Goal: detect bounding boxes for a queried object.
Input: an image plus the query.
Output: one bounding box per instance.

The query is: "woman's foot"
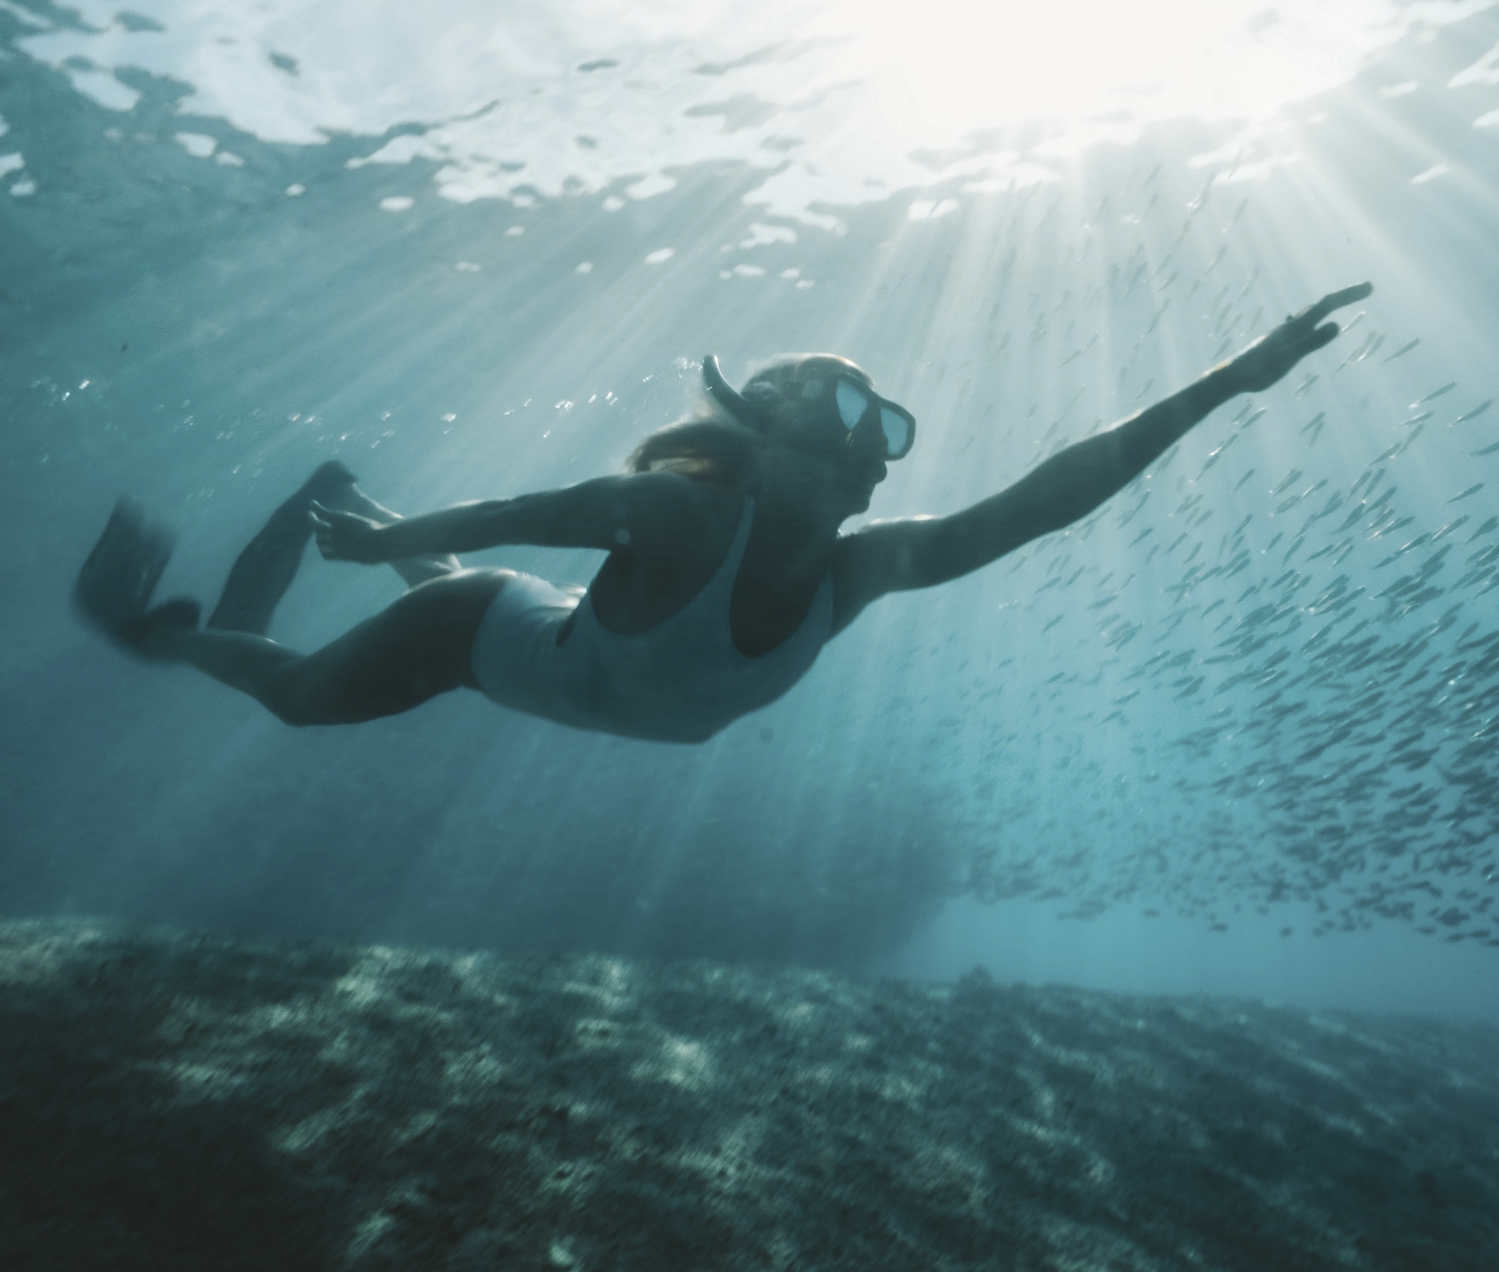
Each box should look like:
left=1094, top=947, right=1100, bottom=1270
left=316, top=473, right=463, bottom=586
left=304, top=460, right=360, bottom=500
left=207, top=462, right=361, bottom=634
left=120, top=598, right=202, bottom=660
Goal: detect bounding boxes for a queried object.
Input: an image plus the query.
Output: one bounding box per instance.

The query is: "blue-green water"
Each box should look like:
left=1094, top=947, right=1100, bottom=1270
left=3, top=0, right=1499, bottom=1019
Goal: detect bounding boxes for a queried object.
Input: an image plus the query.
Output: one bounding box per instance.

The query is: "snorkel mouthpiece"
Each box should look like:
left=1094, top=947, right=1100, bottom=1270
left=702, top=355, right=761, bottom=428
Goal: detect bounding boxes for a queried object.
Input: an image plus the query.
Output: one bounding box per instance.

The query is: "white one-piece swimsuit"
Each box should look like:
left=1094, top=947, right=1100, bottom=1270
left=470, top=498, right=834, bottom=743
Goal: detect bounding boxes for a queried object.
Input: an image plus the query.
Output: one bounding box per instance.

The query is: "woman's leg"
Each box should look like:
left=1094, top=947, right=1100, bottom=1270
left=209, top=462, right=359, bottom=634
left=152, top=568, right=510, bottom=725
left=208, top=462, right=461, bottom=637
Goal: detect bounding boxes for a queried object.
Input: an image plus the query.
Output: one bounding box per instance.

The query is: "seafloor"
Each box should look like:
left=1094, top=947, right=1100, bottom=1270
left=1, top=919, right=1495, bottom=1271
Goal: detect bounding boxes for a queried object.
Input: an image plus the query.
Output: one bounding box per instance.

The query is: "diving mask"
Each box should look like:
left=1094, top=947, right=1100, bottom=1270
left=703, top=355, right=916, bottom=461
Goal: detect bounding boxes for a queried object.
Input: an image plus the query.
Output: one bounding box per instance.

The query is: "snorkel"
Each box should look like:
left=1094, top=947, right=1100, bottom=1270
left=702, top=355, right=762, bottom=428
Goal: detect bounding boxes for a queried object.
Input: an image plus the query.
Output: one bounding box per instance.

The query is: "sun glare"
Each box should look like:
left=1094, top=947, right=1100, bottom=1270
left=827, top=0, right=1479, bottom=137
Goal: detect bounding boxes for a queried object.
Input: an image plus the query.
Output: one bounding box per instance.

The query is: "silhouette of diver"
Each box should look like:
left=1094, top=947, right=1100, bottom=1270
left=75, top=284, right=1372, bottom=743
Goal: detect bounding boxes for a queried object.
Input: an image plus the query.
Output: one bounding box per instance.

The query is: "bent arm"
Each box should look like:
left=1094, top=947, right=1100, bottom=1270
left=314, top=483, right=461, bottom=586
left=313, top=471, right=707, bottom=563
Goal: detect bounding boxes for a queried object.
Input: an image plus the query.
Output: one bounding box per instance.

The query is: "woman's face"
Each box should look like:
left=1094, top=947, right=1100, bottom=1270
left=744, top=355, right=893, bottom=517
left=766, top=417, right=888, bottom=519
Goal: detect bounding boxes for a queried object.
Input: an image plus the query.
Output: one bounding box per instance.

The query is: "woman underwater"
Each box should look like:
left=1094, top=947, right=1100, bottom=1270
left=76, top=283, right=1371, bottom=743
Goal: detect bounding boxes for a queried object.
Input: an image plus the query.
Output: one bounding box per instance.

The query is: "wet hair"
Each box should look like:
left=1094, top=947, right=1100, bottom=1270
left=625, top=353, right=873, bottom=485
left=625, top=393, right=761, bottom=487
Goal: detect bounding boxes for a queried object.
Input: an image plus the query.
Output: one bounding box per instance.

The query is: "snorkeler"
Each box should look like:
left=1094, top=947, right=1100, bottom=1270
left=75, top=284, right=1371, bottom=742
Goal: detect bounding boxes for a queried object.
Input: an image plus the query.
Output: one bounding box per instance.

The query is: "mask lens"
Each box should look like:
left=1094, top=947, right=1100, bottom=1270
left=880, top=407, right=912, bottom=458
left=835, top=379, right=870, bottom=432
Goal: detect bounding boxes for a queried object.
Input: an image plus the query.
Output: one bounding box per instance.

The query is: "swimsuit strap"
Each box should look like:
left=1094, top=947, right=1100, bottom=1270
left=703, top=496, right=757, bottom=608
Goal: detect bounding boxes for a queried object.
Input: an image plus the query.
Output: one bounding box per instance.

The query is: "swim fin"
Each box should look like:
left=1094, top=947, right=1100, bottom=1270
left=208, top=460, right=357, bottom=635
left=74, top=499, right=201, bottom=654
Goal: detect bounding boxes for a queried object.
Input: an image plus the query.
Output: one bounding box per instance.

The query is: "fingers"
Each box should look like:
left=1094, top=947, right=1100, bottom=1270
left=1278, top=322, right=1340, bottom=364
left=1306, top=322, right=1340, bottom=353
left=307, top=500, right=385, bottom=563
left=308, top=501, right=360, bottom=535
left=308, top=502, right=342, bottom=557
left=1300, top=281, right=1373, bottom=328
left=1326, top=281, right=1374, bottom=307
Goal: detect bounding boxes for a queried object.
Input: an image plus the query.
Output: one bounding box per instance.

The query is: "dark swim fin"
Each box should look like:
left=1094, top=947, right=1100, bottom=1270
left=208, top=460, right=357, bottom=635
left=75, top=499, right=174, bottom=634
left=74, top=500, right=201, bottom=654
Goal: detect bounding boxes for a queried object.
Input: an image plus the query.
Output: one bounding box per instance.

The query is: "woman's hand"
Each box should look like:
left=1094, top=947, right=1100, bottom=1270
left=309, top=502, right=390, bottom=563
left=1219, top=282, right=1374, bottom=394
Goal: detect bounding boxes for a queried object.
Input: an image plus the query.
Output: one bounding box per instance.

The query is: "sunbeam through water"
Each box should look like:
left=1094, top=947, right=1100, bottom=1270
left=4, top=0, right=1499, bottom=1256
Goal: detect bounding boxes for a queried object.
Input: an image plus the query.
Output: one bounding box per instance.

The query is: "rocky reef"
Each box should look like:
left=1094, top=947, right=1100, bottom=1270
left=2, top=918, right=1496, bottom=1270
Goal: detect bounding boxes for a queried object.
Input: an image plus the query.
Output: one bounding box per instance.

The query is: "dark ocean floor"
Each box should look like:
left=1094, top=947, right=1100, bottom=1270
left=2, top=919, right=1497, bottom=1271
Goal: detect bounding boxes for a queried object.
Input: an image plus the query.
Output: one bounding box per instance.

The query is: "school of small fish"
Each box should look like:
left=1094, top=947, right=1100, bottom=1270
left=858, top=159, right=1499, bottom=949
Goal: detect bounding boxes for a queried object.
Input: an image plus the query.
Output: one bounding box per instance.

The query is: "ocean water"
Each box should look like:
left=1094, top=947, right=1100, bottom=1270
left=3, top=0, right=1499, bottom=1020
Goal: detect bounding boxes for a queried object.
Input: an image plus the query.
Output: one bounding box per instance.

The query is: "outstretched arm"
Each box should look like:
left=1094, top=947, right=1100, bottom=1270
left=832, top=283, right=1372, bottom=630
left=310, top=470, right=710, bottom=564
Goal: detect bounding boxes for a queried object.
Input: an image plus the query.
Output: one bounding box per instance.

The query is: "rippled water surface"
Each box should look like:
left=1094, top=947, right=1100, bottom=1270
left=4, top=0, right=1499, bottom=1017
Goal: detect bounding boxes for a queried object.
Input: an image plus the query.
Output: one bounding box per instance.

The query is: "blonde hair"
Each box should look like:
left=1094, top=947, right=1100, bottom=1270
left=625, top=414, right=761, bottom=488
left=645, top=455, right=724, bottom=479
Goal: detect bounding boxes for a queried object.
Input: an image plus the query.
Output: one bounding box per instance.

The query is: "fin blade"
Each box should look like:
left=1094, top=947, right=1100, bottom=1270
left=73, top=499, right=175, bottom=635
